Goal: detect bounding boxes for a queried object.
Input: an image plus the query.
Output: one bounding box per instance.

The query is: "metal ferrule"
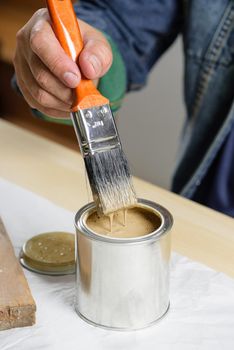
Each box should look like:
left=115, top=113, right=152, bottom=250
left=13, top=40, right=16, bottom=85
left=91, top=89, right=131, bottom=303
left=71, top=104, right=121, bottom=156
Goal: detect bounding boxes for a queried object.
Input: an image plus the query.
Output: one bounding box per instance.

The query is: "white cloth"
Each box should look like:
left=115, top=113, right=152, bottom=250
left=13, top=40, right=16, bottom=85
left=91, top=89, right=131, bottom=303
left=0, top=178, right=234, bottom=350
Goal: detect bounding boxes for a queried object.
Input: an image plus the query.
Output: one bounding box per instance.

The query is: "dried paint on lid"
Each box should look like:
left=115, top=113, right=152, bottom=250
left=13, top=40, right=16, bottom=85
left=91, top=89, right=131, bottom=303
left=20, top=232, right=75, bottom=275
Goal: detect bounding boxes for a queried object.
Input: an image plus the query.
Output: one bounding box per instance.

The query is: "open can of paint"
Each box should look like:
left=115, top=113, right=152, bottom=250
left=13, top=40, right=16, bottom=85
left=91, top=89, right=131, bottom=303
left=74, top=198, right=173, bottom=330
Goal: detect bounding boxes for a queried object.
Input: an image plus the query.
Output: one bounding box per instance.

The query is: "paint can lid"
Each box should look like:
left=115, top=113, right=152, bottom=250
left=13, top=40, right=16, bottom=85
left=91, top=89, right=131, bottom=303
left=20, top=232, right=75, bottom=275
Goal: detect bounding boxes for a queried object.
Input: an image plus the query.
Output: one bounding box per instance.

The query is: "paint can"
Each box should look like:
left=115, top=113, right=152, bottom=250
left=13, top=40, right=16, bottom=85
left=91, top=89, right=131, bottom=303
left=74, top=198, right=173, bottom=330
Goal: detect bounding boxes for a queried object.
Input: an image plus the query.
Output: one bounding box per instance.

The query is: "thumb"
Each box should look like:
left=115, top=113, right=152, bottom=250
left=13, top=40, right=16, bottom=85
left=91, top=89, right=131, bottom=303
left=78, top=20, right=113, bottom=80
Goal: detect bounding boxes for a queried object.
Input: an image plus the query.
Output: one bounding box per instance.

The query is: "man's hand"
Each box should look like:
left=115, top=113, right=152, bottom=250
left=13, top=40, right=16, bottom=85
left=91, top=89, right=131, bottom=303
left=13, top=8, right=113, bottom=118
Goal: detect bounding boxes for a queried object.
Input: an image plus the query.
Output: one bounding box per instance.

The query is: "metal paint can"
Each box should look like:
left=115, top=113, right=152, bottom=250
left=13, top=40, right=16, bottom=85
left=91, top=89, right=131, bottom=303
left=74, top=198, right=173, bottom=331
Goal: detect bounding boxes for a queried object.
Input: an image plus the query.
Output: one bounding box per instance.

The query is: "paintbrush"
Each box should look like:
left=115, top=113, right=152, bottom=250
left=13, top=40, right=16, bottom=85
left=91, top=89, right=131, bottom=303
left=46, top=0, right=137, bottom=214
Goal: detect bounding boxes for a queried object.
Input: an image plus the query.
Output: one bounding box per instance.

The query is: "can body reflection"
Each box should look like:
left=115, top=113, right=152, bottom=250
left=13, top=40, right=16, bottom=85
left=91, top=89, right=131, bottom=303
left=74, top=198, right=173, bottom=330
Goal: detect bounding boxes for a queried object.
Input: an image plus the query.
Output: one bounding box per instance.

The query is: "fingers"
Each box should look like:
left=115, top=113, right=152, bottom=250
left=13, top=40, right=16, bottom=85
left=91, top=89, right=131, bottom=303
left=29, top=15, right=113, bottom=83
left=28, top=53, right=73, bottom=105
left=23, top=63, right=71, bottom=111
left=14, top=55, right=71, bottom=118
left=18, top=78, right=70, bottom=119
left=13, top=8, right=113, bottom=119
left=14, top=8, right=74, bottom=118
left=29, top=16, right=81, bottom=88
left=18, top=76, right=70, bottom=119
left=78, top=20, right=113, bottom=80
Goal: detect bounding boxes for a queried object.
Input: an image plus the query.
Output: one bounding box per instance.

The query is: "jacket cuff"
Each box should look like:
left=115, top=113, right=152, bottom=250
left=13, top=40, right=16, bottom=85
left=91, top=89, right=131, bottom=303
left=12, top=34, right=127, bottom=125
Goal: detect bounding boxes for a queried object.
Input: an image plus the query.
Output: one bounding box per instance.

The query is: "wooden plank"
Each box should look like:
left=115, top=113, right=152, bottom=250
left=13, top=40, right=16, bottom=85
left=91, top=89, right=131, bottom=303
left=0, top=217, right=36, bottom=331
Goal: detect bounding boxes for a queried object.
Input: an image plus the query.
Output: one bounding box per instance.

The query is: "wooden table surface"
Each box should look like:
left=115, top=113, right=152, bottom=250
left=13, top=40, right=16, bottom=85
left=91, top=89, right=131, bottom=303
left=1, top=119, right=234, bottom=277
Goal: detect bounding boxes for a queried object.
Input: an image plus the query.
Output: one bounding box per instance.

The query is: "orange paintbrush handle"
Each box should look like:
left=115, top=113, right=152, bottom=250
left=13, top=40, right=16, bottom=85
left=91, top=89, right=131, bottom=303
left=46, top=0, right=108, bottom=111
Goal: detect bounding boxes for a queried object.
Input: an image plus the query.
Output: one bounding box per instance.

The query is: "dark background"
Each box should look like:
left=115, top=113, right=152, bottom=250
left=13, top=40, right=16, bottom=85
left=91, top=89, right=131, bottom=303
left=0, top=0, right=78, bottom=150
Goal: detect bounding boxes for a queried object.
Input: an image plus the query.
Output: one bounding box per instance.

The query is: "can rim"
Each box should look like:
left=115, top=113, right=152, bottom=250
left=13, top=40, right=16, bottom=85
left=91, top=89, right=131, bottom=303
left=74, top=198, right=173, bottom=244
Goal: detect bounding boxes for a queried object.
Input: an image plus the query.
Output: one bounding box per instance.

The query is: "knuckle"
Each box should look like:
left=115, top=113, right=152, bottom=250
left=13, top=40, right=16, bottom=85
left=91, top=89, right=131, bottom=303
left=20, top=88, right=36, bottom=109
left=30, top=30, right=42, bottom=51
left=34, top=88, right=48, bottom=106
left=35, top=69, right=48, bottom=88
left=34, top=8, right=48, bottom=18
left=90, top=41, right=112, bottom=73
left=16, top=28, right=25, bottom=44
left=48, top=56, right=63, bottom=74
left=100, top=45, right=113, bottom=68
left=30, top=10, right=49, bottom=51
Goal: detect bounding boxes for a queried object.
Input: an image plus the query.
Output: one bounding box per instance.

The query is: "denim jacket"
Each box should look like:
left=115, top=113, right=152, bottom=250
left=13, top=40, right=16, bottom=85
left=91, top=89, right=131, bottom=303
left=74, top=0, right=234, bottom=202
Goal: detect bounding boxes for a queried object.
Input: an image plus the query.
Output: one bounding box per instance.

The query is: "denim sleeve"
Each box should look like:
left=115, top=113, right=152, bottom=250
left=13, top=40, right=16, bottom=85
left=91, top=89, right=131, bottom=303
left=74, top=0, right=182, bottom=91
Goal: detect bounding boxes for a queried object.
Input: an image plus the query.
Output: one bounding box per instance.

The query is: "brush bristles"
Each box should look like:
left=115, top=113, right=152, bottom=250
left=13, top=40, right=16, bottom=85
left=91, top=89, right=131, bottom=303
left=84, top=148, right=137, bottom=214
